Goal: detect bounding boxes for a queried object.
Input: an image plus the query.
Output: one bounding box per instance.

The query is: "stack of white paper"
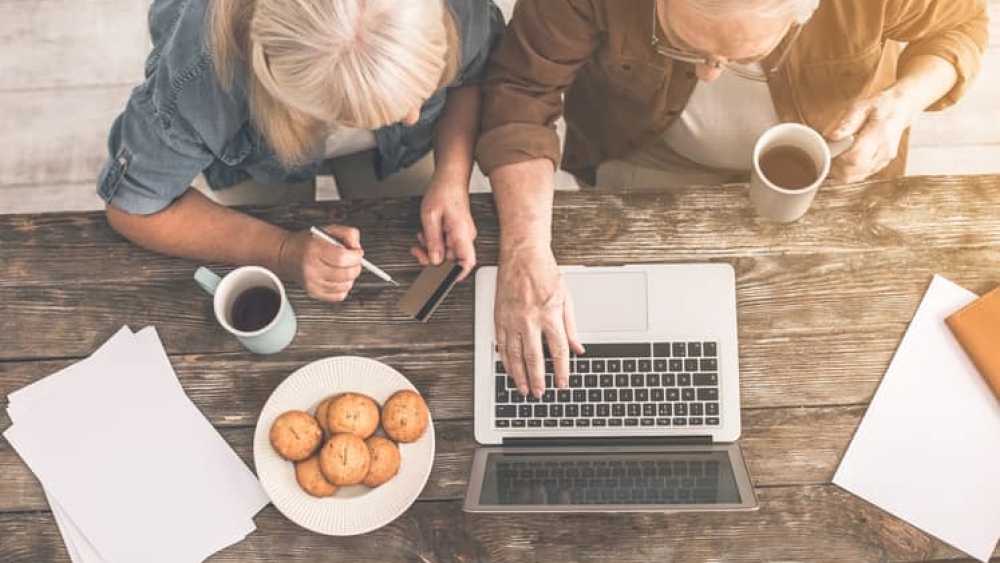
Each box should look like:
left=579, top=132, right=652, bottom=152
left=4, top=326, right=269, bottom=563
left=833, top=275, right=1000, bottom=562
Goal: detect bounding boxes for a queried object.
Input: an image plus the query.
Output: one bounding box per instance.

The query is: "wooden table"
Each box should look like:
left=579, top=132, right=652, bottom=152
left=2, top=175, right=999, bottom=562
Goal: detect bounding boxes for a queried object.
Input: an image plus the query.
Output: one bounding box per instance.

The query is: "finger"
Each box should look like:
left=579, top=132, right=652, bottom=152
left=420, top=212, right=445, bottom=265
left=826, top=99, right=873, bottom=141
left=322, top=225, right=362, bottom=250
left=315, top=244, right=363, bottom=269
left=410, top=245, right=430, bottom=265
left=832, top=121, right=882, bottom=183
left=563, top=291, right=586, bottom=355
left=521, top=330, right=547, bottom=398
left=544, top=325, right=572, bottom=390
left=506, top=333, right=530, bottom=397
left=446, top=227, right=477, bottom=281
left=498, top=329, right=528, bottom=396
left=305, top=284, right=351, bottom=303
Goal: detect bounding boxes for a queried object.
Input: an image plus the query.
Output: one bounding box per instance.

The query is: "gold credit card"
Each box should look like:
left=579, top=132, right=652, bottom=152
left=398, top=261, right=463, bottom=322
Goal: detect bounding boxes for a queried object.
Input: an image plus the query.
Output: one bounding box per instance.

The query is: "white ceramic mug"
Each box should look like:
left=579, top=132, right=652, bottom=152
left=194, top=266, right=297, bottom=355
left=749, top=123, right=853, bottom=223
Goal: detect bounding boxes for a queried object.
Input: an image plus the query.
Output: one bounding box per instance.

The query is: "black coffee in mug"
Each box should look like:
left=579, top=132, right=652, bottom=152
left=759, top=145, right=819, bottom=191
left=230, top=286, right=281, bottom=332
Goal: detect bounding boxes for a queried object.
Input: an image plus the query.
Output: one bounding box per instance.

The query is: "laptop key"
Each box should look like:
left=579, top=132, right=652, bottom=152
left=528, top=419, right=542, bottom=427
left=678, top=373, right=692, bottom=386
left=569, top=375, right=583, bottom=388
left=496, top=405, right=516, bottom=418
left=624, top=418, right=639, bottom=426
left=496, top=390, right=510, bottom=403
left=557, top=389, right=571, bottom=402
left=560, top=419, right=574, bottom=427
left=620, top=389, right=633, bottom=402
left=704, top=342, right=717, bottom=357
left=575, top=360, right=590, bottom=373
left=662, top=373, right=676, bottom=386
left=623, top=359, right=637, bottom=372
left=700, top=358, right=718, bottom=371
left=697, top=388, right=719, bottom=401
left=573, top=390, right=587, bottom=402
left=653, top=342, right=672, bottom=357
left=609, top=418, right=624, bottom=426
left=511, top=392, right=525, bottom=403
left=542, top=390, right=556, bottom=402
left=656, top=418, right=671, bottom=426
left=706, top=417, right=720, bottom=425
left=651, top=388, right=664, bottom=402
left=635, top=389, right=649, bottom=402
left=512, top=420, right=526, bottom=427
left=675, top=403, right=688, bottom=416
left=591, top=360, right=605, bottom=372
left=612, top=404, right=626, bottom=417
left=630, top=373, right=644, bottom=387
left=566, top=404, right=579, bottom=417
left=581, top=404, right=595, bottom=417
left=597, top=404, right=610, bottom=417
left=526, top=393, right=540, bottom=403
left=684, top=359, right=699, bottom=372
left=666, top=389, right=680, bottom=402
left=544, top=419, right=558, bottom=427
left=550, top=405, right=563, bottom=417
left=669, top=359, right=683, bottom=371
left=641, top=418, right=655, bottom=426
left=592, top=418, right=607, bottom=427
left=688, top=342, right=702, bottom=357
left=689, top=417, right=704, bottom=426
left=496, top=375, right=507, bottom=390
left=653, top=359, right=668, bottom=372
left=496, top=420, right=510, bottom=427
left=519, top=405, right=532, bottom=417
left=534, top=405, right=548, bottom=417
left=600, top=374, right=615, bottom=387
left=584, top=374, right=598, bottom=388
left=607, top=359, right=621, bottom=372
left=658, top=403, right=672, bottom=416
left=615, top=374, right=629, bottom=387
left=642, top=404, right=656, bottom=416
left=693, top=373, right=718, bottom=386
left=682, top=388, right=695, bottom=401
left=638, top=359, right=652, bottom=372
left=706, top=402, right=720, bottom=415
left=588, top=389, right=602, bottom=402
left=628, top=404, right=641, bottom=417
left=545, top=375, right=554, bottom=388
left=576, top=419, right=591, bottom=427
left=604, top=389, right=617, bottom=402
left=496, top=361, right=505, bottom=373
left=672, top=418, right=688, bottom=426
left=545, top=359, right=554, bottom=373
left=672, top=342, right=686, bottom=357
left=690, top=403, right=704, bottom=415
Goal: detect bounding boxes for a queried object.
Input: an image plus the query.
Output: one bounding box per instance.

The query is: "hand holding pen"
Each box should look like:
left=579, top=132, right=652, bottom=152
left=277, top=225, right=377, bottom=303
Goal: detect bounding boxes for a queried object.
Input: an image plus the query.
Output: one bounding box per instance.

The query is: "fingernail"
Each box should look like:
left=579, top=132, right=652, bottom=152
left=430, top=251, right=441, bottom=264
left=518, top=385, right=528, bottom=395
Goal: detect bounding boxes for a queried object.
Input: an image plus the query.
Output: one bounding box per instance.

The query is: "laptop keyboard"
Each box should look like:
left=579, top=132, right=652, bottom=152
left=494, top=458, right=723, bottom=504
left=494, top=342, right=721, bottom=429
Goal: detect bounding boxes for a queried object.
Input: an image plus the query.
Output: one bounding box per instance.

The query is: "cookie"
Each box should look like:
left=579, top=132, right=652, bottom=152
left=327, top=393, right=380, bottom=438
left=314, top=395, right=337, bottom=435
left=381, top=389, right=429, bottom=443
left=269, top=410, right=323, bottom=461
left=294, top=454, right=339, bottom=497
left=363, top=436, right=401, bottom=487
left=319, top=433, right=371, bottom=486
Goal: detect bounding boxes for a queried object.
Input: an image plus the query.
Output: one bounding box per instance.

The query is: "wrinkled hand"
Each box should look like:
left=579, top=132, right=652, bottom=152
left=495, top=247, right=584, bottom=398
left=826, top=87, right=921, bottom=184
left=278, top=225, right=363, bottom=302
left=410, top=179, right=477, bottom=280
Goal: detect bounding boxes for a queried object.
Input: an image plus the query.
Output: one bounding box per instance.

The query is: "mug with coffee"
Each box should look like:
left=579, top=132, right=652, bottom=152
left=749, top=123, right=853, bottom=223
left=194, top=266, right=297, bottom=355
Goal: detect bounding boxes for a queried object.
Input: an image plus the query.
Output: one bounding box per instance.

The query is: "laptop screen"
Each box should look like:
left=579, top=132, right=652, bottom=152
left=478, top=450, right=741, bottom=506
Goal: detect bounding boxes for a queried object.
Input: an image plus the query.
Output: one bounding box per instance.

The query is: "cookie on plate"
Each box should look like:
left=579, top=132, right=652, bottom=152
left=314, top=395, right=337, bottom=435
left=294, top=455, right=339, bottom=497
left=326, top=393, right=380, bottom=438
left=319, top=433, right=371, bottom=486
left=363, top=436, right=401, bottom=487
left=381, top=390, right=429, bottom=443
left=269, top=410, right=323, bottom=461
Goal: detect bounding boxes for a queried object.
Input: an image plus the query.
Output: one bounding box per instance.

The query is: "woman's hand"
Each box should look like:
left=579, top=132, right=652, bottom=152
left=278, top=225, right=363, bottom=302
left=410, top=178, right=478, bottom=280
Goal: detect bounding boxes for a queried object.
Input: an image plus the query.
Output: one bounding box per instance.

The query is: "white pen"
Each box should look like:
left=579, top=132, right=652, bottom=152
left=309, top=226, right=399, bottom=287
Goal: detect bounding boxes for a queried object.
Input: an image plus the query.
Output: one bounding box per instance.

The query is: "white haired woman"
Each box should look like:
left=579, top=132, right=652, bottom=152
left=97, top=0, right=503, bottom=302
left=475, top=0, right=987, bottom=397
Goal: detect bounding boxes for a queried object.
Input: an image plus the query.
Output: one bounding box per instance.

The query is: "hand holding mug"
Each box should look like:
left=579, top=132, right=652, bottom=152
left=278, top=225, right=364, bottom=302
left=825, top=88, right=920, bottom=183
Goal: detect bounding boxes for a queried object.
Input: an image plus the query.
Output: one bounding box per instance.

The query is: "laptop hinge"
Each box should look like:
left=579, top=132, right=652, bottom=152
left=502, top=435, right=712, bottom=447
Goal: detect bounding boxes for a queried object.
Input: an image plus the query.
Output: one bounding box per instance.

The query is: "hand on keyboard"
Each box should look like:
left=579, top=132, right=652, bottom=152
left=494, top=248, right=585, bottom=397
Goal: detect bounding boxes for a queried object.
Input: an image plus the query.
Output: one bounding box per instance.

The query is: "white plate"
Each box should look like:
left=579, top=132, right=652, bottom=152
left=253, top=356, right=435, bottom=536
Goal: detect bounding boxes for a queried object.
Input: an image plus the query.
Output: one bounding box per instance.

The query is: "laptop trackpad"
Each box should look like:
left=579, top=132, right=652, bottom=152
left=563, top=272, right=648, bottom=332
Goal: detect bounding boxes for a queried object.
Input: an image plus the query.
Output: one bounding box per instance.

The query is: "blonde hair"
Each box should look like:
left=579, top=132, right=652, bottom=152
left=211, top=0, right=459, bottom=165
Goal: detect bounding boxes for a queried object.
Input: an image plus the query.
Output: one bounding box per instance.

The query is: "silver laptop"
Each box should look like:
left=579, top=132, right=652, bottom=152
left=464, top=263, right=757, bottom=513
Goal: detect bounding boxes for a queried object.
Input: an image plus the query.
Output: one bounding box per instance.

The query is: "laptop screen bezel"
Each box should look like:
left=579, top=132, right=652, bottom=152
left=462, top=443, right=758, bottom=513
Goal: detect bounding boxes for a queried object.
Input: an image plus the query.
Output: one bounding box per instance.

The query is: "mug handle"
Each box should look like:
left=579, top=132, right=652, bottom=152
left=827, top=134, right=855, bottom=159
left=194, top=267, right=222, bottom=295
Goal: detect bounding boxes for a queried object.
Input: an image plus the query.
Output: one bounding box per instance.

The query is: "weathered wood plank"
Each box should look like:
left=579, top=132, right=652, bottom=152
left=0, top=406, right=863, bottom=512
left=3, top=245, right=998, bottom=361
left=4, top=176, right=1000, bottom=289
left=0, top=0, right=148, bottom=91
left=2, top=487, right=997, bottom=563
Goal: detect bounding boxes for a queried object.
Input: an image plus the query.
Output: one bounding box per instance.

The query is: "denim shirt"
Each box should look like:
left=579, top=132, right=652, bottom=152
left=97, top=0, right=503, bottom=214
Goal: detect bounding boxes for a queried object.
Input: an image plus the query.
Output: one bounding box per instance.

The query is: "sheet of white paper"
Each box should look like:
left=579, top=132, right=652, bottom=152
left=4, top=327, right=266, bottom=563
left=6, top=326, right=135, bottom=420
left=48, top=491, right=105, bottom=563
left=833, top=275, right=1000, bottom=562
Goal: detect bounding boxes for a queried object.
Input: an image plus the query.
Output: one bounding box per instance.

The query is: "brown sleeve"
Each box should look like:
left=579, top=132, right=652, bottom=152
left=475, top=0, right=605, bottom=175
left=882, top=0, right=988, bottom=110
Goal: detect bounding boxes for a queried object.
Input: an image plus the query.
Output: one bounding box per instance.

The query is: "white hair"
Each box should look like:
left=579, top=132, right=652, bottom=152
left=682, top=0, right=820, bottom=23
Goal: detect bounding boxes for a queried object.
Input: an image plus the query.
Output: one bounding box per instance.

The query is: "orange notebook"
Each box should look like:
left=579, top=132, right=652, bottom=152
left=945, top=285, right=1000, bottom=402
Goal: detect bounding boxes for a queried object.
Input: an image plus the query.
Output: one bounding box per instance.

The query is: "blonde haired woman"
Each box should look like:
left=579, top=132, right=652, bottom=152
left=97, top=0, right=502, bottom=302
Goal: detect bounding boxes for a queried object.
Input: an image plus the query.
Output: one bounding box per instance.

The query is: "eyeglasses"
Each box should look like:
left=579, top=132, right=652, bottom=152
left=651, top=1, right=802, bottom=82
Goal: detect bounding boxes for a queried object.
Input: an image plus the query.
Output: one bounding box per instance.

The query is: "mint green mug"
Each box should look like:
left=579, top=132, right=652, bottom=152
left=194, top=266, right=297, bottom=355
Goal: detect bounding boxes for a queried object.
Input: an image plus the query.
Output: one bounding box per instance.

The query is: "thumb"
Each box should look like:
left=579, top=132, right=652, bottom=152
left=826, top=98, right=873, bottom=141
left=421, top=211, right=445, bottom=265
left=321, top=225, right=362, bottom=251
